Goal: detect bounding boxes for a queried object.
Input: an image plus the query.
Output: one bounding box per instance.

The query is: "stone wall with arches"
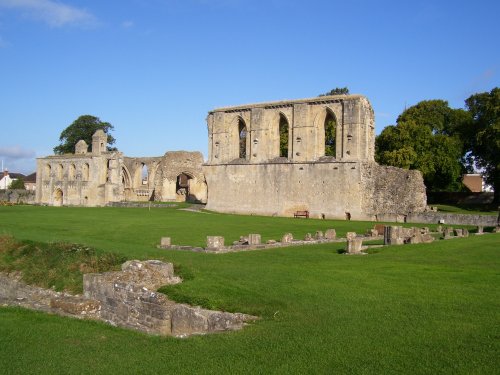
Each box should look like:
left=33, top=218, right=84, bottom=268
left=204, top=95, right=426, bottom=220
left=36, top=151, right=124, bottom=207
left=206, top=95, right=375, bottom=164
left=152, top=151, right=207, bottom=203
left=36, top=132, right=207, bottom=206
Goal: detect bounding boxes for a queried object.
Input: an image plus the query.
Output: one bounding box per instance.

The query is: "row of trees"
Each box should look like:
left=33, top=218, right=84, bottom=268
left=376, top=87, right=499, bottom=203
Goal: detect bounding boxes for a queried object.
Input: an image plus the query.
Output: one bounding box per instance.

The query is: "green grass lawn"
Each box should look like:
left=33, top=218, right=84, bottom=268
left=434, top=203, right=498, bottom=216
left=0, top=205, right=400, bottom=258
left=0, top=206, right=499, bottom=374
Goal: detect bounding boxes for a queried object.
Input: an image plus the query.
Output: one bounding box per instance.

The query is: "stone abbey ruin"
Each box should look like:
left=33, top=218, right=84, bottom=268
left=36, top=129, right=207, bottom=206
left=36, top=94, right=427, bottom=220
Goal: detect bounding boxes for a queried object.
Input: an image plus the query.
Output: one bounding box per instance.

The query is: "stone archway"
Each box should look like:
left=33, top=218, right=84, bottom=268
left=53, top=189, right=63, bottom=206
left=176, top=172, right=192, bottom=202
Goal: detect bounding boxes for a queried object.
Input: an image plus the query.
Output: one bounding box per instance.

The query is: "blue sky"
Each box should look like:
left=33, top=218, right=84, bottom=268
left=0, top=0, right=498, bottom=174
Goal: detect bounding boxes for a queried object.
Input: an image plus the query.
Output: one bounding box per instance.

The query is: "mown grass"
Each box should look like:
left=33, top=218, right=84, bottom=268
left=0, top=206, right=498, bottom=374
left=434, top=203, right=498, bottom=216
left=0, top=205, right=410, bottom=258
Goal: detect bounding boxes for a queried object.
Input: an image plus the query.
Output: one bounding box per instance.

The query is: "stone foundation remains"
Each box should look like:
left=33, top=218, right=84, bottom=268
left=0, top=260, right=256, bottom=337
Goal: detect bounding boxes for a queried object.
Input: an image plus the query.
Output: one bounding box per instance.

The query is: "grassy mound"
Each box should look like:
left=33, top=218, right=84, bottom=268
left=0, top=236, right=126, bottom=294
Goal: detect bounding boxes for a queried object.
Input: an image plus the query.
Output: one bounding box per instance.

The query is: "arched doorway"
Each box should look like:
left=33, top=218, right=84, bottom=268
left=324, top=110, right=337, bottom=157
left=279, top=114, right=289, bottom=158
left=176, top=173, right=192, bottom=202
left=53, top=189, right=63, bottom=206
left=238, top=118, right=247, bottom=159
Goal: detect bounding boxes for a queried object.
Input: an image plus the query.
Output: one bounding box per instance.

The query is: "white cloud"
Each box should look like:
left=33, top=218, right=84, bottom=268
left=0, top=146, right=37, bottom=174
left=0, top=146, right=36, bottom=159
left=0, top=0, right=97, bottom=27
left=122, top=20, right=134, bottom=29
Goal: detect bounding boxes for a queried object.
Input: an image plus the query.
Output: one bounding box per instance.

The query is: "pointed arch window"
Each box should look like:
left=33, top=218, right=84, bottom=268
left=324, top=110, right=337, bottom=157
left=238, top=118, right=247, bottom=159
left=279, top=114, right=289, bottom=158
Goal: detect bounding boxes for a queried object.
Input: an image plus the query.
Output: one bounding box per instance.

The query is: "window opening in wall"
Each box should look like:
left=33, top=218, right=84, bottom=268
left=141, top=164, right=148, bottom=185
left=325, top=110, right=337, bottom=157
left=279, top=114, right=289, bottom=158
left=57, top=164, right=64, bottom=180
left=107, top=160, right=112, bottom=182
left=69, top=164, right=76, bottom=180
left=238, top=119, right=247, bottom=159
left=82, top=163, right=89, bottom=181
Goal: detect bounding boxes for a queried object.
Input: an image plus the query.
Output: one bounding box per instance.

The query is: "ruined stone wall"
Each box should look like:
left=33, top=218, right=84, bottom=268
left=0, top=272, right=100, bottom=318
left=122, top=156, right=163, bottom=202
left=204, top=161, right=426, bottom=220
left=0, top=189, right=36, bottom=204
left=207, top=95, right=375, bottom=164
left=204, top=95, right=427, bottom=219
left=361, top=164, right=427, bottom=216
left=152, top=151, right=207, bottom=203
left=36, top=151, right=124, bottom=207
left=36, top=130, right=207, bottom=206
left=0, top=261, right=255, bottom=337
left=406, top=212, right=498, bottom=226
left=83, top=260, right=253, bottom=336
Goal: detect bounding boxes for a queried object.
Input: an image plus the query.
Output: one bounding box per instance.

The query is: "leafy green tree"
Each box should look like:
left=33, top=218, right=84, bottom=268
left=325, top=115, right=336, bottom=156
left=54, top=115, right=116, bottom=155
left=376, top=100, right=469, bottom=191
left=279, top=116, right=289, bottom=158
left=463, top=87, right=500, bottom=203
left=397, top=99, right=471, bottom=135
left=319, top=87, right=350, bottom=97
left=9, top=178, right=25, bottom=190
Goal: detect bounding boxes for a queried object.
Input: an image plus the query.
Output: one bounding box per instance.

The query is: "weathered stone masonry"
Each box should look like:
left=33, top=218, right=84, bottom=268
left=36, top=130, right=207, bottom=206
left=35, top=94, right=427, bottom=218
left=204, top=95, right=427, bottom=220
left=0, top=260, right=256, bottom=336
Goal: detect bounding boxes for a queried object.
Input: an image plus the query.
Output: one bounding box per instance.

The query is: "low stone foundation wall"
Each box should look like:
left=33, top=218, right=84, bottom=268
left=160, top=230, right=352, bottom=253
left=406, top=212, right=498, bottom=227
left=0, top=273, right=100, bottom=319
left=107, top=202, right=178, bottom=208
left=0, top=189, right=36, bottom=204
left=1, top=260, right=257, bottom=337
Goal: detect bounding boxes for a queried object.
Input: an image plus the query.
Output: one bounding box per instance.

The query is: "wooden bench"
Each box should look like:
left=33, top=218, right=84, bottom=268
left=294, top=210, right=309, bottom=219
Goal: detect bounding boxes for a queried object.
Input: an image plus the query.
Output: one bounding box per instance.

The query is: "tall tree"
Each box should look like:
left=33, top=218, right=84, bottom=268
left=54, top=115, right=116, bottom=155
left=376, top=100, right=470, bottom=191
left=397, top=99, right=470, bottom=135
left=319, top=87, right=350, bottom=97
left=463, top=87, right=500, bottom=203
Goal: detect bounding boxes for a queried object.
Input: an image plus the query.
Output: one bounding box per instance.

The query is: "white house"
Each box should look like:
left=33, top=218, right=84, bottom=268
left=0, top=170, right=25, bottom=189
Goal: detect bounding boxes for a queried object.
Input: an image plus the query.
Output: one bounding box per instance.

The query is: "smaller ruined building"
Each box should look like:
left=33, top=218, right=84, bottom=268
left=36, top=130, right=207, bottom=206
left=204, top=94, right=427, bottom=220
